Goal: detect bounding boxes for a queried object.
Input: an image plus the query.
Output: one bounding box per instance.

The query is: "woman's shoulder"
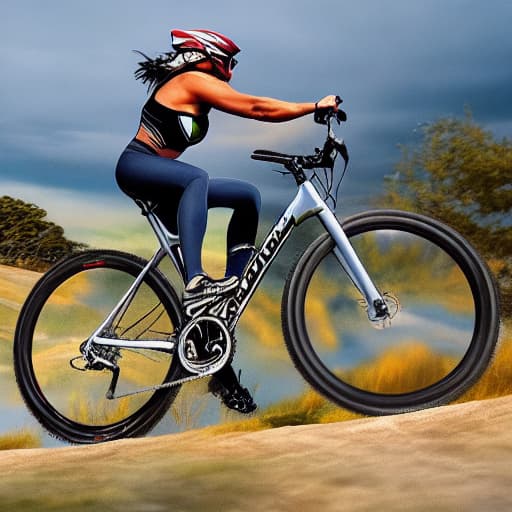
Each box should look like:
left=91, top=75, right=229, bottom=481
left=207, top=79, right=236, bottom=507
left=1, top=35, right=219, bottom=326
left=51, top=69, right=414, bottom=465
left=162, top=70, right=229, bottom=96
left=175, top=70, right=221, bottom=84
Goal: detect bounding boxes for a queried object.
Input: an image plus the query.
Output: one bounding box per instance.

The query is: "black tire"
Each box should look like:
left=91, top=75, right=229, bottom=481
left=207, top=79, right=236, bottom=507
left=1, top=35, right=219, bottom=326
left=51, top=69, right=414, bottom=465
left=14, top=249, right=184, bottom=443
left=282, top=210, right=500, bottom=415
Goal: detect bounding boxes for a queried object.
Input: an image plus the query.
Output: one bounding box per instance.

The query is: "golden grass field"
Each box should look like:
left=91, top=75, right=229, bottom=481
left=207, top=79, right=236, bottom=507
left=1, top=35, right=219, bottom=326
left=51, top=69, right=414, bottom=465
left=0, top=260, right=510, bottom=450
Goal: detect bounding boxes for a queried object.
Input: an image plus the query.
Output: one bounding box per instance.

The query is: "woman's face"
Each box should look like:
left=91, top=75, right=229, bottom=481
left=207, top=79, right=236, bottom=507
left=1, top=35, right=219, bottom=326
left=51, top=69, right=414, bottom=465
left=223, top=56, right=238, bottom=81
left=195, top=57, right=235, bottom=82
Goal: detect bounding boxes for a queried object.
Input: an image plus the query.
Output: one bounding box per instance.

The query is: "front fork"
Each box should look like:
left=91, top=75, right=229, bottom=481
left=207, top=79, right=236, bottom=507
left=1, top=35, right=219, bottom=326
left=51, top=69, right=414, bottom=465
left=295, top=182, right=390, bottom=323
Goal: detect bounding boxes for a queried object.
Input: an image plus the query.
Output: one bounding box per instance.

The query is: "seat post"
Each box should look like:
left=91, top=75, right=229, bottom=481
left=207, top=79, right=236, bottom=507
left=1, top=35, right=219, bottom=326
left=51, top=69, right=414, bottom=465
left=133, top=199, right=186, bottom=283
left=134, top=198, right=153, bottom=217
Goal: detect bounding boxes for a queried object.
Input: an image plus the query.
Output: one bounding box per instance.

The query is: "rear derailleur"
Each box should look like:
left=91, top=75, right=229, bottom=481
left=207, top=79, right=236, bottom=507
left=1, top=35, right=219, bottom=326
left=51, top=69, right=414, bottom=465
left=70, top=340, right=122, bottom=399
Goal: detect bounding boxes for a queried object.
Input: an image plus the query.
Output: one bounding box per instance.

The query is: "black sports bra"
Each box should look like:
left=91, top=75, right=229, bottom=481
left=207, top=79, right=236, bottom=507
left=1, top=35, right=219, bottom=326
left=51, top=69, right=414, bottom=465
left=139, top=88, right=209, bottom=152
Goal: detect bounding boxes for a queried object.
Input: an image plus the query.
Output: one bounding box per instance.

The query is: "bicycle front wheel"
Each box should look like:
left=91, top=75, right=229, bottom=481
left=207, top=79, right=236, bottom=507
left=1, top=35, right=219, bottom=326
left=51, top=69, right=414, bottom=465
left=283, top=210, right=500, bottom=415
left=14, top=250, right=184, bottom=443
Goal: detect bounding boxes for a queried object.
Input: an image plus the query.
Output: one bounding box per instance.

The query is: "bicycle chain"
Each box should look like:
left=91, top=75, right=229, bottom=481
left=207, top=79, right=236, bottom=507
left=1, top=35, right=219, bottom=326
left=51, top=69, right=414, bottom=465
left=110, top=368, right=214, bottom=399
left=109, top=335, right=237, bottom=400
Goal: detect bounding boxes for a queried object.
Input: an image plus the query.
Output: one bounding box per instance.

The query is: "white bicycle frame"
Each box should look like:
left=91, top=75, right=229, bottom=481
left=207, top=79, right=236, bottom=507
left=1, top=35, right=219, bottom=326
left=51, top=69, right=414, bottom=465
left=88, top=179, right=387, bottom=355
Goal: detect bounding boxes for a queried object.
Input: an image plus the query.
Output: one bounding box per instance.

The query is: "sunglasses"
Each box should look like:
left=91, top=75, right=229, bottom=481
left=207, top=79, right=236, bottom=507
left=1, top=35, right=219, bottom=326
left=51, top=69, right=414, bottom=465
left=226, top=56, right=238, bottom=71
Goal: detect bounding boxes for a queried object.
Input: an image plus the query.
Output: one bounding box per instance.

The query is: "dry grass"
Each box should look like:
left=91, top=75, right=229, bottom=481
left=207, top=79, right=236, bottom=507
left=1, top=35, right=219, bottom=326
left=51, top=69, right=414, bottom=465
left=5, top=330, right=511, bottom=448
left=10, top=326, right=508, bottom=446
left=1, top=262, right=510, bottom=448
left=0, top=430, right=41, bottom=450
left=170, top=380, right=211, bottom=429
left=456, top=323, right=512, bottom=403
left=342, top=341, right=458, bottom=394
left=205, top=322, right=512, bottom=436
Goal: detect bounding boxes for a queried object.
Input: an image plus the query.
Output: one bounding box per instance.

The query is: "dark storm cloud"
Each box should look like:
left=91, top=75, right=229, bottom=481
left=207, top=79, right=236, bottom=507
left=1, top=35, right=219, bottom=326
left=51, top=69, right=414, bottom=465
left=2, top=0, right=511, bottom=213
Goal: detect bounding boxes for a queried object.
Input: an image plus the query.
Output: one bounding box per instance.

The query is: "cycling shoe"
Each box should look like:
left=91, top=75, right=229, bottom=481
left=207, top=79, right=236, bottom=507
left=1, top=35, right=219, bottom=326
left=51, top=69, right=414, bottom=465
left=208, top=365, right=257, bottom=414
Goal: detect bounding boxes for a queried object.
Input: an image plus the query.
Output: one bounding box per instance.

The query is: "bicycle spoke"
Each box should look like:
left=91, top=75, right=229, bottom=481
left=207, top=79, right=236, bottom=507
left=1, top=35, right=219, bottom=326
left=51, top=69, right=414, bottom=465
left=14, top=250, right=183, bottom=442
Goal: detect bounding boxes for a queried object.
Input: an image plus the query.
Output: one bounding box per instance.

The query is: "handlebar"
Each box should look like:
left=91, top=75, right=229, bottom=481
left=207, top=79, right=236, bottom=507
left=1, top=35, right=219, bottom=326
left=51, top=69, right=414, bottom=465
left=251, top=150, right=294, bottom=166
left=314, top=95, right=347, bottom=125
left=251, top=146, right=338, bottom=170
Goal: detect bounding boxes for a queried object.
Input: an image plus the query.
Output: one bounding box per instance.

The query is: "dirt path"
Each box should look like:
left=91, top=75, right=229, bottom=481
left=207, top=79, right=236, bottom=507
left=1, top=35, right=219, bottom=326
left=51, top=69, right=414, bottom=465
left=1, top=395, right=511, bottom=511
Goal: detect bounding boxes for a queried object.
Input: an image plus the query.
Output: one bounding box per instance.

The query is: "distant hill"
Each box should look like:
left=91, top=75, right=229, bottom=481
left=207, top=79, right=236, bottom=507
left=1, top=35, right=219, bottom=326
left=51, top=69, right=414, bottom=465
left=0, top=263, right=40, bottom=344
left=0, top=195, right=85, bottom=272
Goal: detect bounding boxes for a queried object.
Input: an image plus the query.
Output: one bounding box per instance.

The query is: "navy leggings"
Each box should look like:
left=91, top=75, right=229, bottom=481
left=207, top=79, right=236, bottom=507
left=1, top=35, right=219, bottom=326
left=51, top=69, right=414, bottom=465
left=115, top=140, right=261, bottom=281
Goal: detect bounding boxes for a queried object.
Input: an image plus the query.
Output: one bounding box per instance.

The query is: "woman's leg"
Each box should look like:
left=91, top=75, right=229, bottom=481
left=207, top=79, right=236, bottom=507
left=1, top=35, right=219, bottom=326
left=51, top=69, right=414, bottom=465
left=207, top=178, right=261, bottom=277
left=115, top=147, right=209, bottom=281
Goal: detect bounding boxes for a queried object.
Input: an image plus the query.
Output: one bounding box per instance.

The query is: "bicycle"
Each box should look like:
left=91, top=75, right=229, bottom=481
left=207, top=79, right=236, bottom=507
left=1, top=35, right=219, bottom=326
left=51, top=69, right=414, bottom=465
left=14, top=106, right=500, bottom=444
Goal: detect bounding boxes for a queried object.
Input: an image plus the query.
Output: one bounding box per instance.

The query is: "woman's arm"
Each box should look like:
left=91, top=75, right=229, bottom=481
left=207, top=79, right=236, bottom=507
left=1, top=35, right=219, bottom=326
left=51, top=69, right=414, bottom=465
left=180, top=72, right=338, bottom=122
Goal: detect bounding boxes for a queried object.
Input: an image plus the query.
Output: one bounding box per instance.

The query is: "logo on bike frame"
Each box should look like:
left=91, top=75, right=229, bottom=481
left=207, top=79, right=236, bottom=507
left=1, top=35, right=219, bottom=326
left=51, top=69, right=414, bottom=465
left=236, top=215, right=294, bottom=304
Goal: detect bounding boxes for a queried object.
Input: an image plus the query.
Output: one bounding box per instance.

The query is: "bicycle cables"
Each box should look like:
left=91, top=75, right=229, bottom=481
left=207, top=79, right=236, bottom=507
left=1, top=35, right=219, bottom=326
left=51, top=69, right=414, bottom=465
left=251, top=100, right=349, bottom=209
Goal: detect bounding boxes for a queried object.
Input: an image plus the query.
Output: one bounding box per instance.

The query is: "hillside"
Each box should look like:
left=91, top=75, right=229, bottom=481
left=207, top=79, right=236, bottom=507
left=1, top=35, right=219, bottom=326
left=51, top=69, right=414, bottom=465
left=1, top=395, right=512, bottom=511
left=0, top=263, right=40, bottom=343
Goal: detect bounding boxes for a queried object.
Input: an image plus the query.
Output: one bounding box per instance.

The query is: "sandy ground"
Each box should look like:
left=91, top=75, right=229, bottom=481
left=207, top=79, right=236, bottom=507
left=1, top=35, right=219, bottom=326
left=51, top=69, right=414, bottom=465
left=0, top=395, right=511, bottom=511
left=1, top=264, right=511, bottom=510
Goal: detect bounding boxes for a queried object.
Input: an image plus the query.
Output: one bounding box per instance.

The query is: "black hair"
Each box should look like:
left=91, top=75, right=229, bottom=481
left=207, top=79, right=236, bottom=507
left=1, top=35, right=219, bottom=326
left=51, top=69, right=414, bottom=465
left=133, top=51, right=177, bottom=91
left=133, top=50, right=208, bottom=92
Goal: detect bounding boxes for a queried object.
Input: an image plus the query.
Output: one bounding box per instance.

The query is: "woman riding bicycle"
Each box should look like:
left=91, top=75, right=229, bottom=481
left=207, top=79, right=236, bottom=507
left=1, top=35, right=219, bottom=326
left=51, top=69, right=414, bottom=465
left=115, top=28, right=339, bottom=413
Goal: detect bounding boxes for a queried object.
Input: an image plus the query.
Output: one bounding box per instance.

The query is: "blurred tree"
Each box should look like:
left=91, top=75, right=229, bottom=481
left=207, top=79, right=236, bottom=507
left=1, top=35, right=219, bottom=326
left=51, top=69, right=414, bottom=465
left=381, top=110, right=512, bottom=316
left=0, top=196, right=86, bottom=271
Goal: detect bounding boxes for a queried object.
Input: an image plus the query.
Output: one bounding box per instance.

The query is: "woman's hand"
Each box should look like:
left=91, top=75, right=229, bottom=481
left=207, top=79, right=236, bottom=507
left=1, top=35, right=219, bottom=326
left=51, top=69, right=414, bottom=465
left=314, top=95, right=343, bottom=124
left=315, top=95, right=341, bottom=111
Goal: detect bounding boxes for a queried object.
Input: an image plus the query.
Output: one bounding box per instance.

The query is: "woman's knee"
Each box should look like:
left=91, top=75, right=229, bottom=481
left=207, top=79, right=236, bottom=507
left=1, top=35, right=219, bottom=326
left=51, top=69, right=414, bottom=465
left=186, top=165, right=209, bottom=184
left=242, top=182, right=261, bottom=212
left=176, top=168, right=209, bottom=208
left=208, top=178, right=261, bottom=211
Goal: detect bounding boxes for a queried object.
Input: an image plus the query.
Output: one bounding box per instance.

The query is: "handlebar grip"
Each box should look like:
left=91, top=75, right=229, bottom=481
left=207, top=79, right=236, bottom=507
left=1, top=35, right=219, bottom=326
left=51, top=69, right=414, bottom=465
left=314, top=95, right=347, bottom=125
left=252, top=149, right=294, bottom=158
left=251, top=152, right=293, bottom=165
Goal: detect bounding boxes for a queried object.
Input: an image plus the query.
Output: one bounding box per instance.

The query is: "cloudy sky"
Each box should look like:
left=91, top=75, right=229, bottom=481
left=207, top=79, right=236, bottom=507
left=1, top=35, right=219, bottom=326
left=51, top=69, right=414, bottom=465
left=2, top=0, right=511, bottom=246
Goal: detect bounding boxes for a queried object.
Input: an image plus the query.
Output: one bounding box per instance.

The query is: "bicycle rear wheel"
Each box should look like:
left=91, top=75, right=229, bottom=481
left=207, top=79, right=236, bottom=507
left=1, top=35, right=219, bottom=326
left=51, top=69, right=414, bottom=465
left=283, top=210, right=500, bottom=415
left=14, top=249, right=184, bottom=443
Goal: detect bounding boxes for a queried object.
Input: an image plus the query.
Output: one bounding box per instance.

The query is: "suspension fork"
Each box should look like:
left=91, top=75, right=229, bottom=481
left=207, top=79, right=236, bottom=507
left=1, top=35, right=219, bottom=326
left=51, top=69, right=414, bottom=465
left=296, top=182, right=389, bottom=321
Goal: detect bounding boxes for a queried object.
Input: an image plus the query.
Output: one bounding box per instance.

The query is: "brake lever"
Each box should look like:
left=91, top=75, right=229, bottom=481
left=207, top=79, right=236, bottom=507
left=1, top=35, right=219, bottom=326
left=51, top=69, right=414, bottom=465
left=336, top=109, right=347, bottom=123
left=332, top=135, right=349, bottom=169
